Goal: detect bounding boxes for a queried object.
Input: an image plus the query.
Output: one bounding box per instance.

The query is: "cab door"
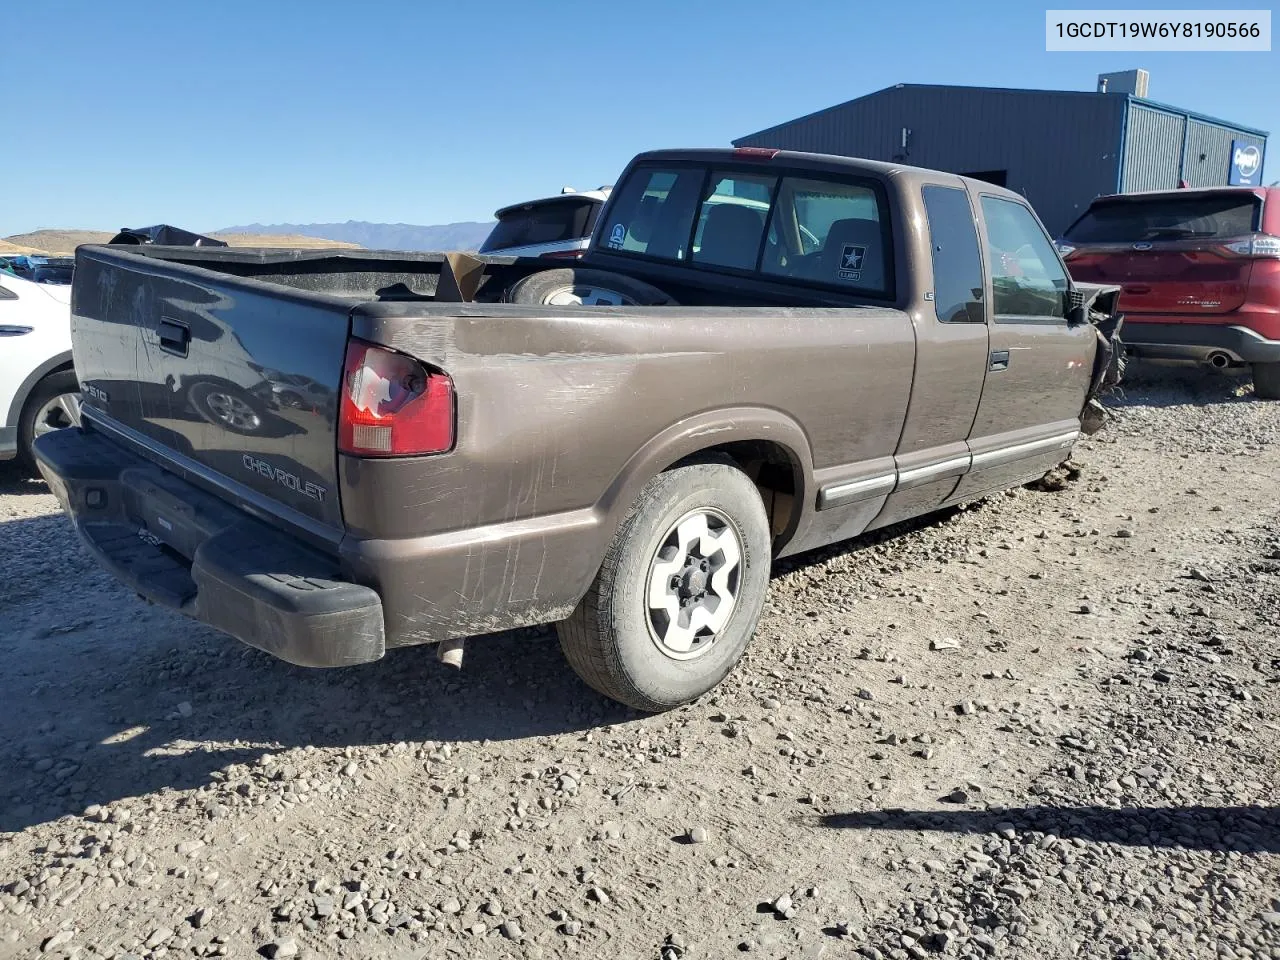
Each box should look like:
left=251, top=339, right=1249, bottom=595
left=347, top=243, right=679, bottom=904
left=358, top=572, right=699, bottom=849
left=947, top=193, right=1096, bottom=503
left=866, top=181, right=989, bottom=531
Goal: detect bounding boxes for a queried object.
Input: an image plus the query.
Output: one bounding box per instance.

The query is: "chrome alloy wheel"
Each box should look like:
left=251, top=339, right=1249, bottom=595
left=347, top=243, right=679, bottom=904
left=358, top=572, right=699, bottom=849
left=32, top=391, right=82, bottom=438
left=645, top=508, right=743, bottom=660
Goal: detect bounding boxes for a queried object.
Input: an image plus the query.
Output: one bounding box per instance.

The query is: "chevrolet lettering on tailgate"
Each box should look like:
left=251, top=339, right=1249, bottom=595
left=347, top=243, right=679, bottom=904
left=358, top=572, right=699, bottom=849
left=242, top=454, right=327, bottom=503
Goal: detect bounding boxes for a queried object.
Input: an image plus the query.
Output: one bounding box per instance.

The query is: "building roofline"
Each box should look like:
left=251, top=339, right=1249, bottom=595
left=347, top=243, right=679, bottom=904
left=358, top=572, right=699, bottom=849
left=732, top=82, right=1268, bottom=145
left=1124, top=94, right=1269, bottom=138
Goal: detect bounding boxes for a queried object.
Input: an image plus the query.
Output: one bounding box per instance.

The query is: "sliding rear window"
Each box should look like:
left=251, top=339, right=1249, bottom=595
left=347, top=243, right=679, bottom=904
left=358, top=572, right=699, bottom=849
left=596, top=165, right=705, bottom=261
left=1064, top=194, right=1262, bottom=243
left=761, top=176, right=891, bottom=295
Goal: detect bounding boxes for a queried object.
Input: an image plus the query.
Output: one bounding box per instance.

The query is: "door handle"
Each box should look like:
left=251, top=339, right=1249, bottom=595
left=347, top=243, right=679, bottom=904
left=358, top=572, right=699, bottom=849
left=158, top=318, right=190, bottom=357
left=989, top=350, right=1010, bottom=372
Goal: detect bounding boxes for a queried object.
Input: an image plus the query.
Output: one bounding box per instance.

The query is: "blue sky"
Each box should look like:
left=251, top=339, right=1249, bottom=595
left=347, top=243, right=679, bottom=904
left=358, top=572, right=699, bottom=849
left=2, top=0, right=1275, bottom=235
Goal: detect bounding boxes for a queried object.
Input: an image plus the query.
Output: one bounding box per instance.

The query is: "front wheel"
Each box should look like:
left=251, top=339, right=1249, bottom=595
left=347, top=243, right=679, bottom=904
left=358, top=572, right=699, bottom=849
left=1252, top=362, right=1280, bottom=400
left=556, top=460, right=772, bottom=712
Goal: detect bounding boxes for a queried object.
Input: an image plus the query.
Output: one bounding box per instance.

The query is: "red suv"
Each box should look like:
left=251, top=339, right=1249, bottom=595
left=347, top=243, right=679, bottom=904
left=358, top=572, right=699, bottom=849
left=1058, top=186, right=1280, bottom=398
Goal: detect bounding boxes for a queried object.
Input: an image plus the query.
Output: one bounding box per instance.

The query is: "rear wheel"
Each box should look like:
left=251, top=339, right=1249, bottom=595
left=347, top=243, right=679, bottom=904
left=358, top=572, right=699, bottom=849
left=502, top=267, right=677, bottom=307
left=1252, top=362, right=1280, bottom=400
left=556, top=460, right=771, bottom=712
left=18, top=370, right=81, bottom=472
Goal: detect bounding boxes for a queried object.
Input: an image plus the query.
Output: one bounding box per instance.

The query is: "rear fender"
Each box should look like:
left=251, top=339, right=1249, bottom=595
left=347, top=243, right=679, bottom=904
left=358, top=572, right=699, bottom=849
left=596, top=406, right=815, bottom=553
left=6, top=350, right=74, bottom=426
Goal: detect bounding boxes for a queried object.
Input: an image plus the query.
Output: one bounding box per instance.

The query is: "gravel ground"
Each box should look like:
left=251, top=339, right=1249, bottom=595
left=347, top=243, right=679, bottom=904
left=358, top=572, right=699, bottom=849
left=0, top=361, right=1277, bottom=960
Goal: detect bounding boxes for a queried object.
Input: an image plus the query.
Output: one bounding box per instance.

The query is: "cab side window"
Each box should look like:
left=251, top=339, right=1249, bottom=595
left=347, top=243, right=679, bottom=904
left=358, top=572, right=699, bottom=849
left=922, top=185, right=985, bottom=323
left=979, top=196, right=1069, bottom=320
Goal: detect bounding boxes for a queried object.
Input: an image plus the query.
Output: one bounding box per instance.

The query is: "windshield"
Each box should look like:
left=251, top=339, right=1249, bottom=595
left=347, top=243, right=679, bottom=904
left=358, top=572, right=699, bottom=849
left=479, top=198, right=602, bottom=252
left=1064, top=194, right=1262, bottom=242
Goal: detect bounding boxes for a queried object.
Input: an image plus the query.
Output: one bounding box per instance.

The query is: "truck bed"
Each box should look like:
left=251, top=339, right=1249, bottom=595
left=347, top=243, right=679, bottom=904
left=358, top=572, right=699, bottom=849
left=98, top=245, right=527, bottom=302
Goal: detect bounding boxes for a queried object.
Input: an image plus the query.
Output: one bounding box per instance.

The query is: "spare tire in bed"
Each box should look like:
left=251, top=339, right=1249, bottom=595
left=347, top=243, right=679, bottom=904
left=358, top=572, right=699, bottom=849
left=502, top=267, right=678, bottom=306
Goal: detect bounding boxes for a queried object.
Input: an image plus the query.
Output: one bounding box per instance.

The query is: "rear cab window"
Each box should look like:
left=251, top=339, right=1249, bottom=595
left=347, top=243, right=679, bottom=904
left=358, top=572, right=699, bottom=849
left=597, top=160, right=894, bottom=298
left=480, top=197, right=603, bottom=253
left=980, top=195, right=1069, bottom=320
left=691, top=172, right=775, bottom=270
left=598, top=166, right=704, bottom=261
left=762, top=177, right=889, bottom=295
left=1063, top=193, right=1262, bottom=243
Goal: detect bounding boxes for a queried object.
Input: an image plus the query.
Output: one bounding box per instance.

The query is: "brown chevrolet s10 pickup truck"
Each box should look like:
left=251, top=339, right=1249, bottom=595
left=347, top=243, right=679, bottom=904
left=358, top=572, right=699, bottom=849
left=34, top=147, right=1124, bottom=712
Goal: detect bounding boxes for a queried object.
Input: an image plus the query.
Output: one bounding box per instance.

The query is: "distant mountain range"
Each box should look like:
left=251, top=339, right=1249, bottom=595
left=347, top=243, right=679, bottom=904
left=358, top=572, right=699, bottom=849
left=5, top=230, right=361, bottom=255
left=216, top=220, right=496, bottom=252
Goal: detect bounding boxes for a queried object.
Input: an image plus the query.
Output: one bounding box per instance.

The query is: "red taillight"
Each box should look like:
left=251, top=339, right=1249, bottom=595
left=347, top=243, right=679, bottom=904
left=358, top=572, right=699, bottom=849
left=733, top=147, right=780, bottom=160
left=338, top=339, right=454, bottom=457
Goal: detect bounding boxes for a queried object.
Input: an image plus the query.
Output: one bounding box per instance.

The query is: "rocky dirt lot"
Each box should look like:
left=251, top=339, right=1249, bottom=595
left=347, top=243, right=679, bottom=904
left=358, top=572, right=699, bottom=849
left=0, top=363, right=1277, bottom=960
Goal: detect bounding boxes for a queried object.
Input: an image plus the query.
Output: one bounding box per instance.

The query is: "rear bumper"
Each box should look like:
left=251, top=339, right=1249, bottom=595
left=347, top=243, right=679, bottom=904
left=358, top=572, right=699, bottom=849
left=32, top=426, right=385, bottom=667
left=1121, top=321, right=1280, bottom=364
left=0, top=426, right=16, bottom=460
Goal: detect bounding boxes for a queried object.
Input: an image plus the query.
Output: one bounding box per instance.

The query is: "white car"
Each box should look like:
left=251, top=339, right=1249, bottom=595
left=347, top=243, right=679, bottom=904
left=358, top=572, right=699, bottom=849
left=0, top=270, right=79, bottom=470
left=478, top=187, right=612, bottom=259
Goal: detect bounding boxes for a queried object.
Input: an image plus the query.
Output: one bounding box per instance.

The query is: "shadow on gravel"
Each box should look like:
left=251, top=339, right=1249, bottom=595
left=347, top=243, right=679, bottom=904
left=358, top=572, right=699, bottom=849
left=0, top=619, right=635, bottom=834
left=0, top=470, right=1016, bottom=835
left=0, top=461, right=47, bottom=496
left=0, top=502, right=638, bottom=833
left=820, top=805, right=1279, bottom=854
left=772, top=505, right=971, bottom=578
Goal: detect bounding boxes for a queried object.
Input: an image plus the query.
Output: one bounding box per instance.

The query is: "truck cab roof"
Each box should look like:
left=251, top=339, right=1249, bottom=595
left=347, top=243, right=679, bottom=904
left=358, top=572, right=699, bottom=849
left=626, top=147, right=1033, bottom=202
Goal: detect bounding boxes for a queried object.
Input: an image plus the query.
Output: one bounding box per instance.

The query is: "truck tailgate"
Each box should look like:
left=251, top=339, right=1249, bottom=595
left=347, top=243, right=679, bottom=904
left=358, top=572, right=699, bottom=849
left=70, top=246, right=349, bottom=534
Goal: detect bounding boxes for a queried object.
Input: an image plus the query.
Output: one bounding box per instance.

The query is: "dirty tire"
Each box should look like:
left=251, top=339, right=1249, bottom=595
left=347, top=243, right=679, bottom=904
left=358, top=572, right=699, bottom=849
left=556, top=460, right=771, bottom=712
left=503, top=267, right=678, bottom=307
left=18, top=370, right=80, bottom=473
left=1252, top=362, right=1280, bottom=400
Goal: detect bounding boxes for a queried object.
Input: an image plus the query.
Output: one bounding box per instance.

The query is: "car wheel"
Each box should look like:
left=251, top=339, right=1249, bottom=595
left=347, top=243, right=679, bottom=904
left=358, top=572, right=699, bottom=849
left=1252, top=362, right=1280, bottom=400
left=18, top=370, right=81, bottom=472
left=188, top=381, right=265, bottom=434
left=502, top=267, right=678, bottom=306
left=556, top=458, right=771, bottom=712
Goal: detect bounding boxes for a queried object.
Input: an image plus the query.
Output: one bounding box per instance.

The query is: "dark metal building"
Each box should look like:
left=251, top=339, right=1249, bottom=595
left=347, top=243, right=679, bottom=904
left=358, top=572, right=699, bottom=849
left=733, top=79, right=1269, bottom=236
